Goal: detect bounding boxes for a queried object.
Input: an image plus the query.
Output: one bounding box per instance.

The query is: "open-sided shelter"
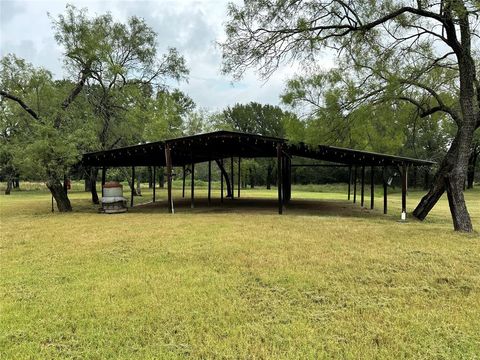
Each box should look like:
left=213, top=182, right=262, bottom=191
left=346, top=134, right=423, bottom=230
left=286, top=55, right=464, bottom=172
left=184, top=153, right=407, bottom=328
left=82, top=130, right=435, bottom=216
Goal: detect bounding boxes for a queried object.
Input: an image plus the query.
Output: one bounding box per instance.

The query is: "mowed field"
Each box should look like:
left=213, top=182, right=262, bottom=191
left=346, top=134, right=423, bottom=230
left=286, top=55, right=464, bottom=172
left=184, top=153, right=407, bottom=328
left=1, top=183, right=479, bottom=359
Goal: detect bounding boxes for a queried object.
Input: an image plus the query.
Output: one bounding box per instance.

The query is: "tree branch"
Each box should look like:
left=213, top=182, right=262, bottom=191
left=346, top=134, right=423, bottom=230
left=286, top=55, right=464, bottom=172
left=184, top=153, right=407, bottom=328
left=108, top=137, right=122, bottom=150
left=61, top=62, right=92, bottom=110
left=398, top=79, right=461, bottom=123
left=260, top=6, right=446, bottom=37
left=398, top=96, right=445, bottom=119
left=0, top=90, right=41, bottom=121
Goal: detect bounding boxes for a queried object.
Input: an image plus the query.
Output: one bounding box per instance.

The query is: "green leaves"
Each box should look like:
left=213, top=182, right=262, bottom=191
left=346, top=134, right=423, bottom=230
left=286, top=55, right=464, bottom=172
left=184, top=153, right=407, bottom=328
left=51, top=5, right=188, bottom=89
left=281, top=66, right=452, bottom=160
left=217, top=102, right=290, bottom=138
left=1, top=4, right=190, bottom=196
left=51, top=4, right=111, bottom=70
left=143, top=90, right=196, bottom=141
left=16, top=126, right=78, bottom=179
left=0, top=55, right=53, bottom=117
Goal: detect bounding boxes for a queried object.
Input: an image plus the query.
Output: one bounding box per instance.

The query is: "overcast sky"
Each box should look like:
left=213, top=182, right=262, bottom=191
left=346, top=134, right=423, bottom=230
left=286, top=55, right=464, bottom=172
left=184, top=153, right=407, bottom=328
left=0, top=0, right=334, bottom=111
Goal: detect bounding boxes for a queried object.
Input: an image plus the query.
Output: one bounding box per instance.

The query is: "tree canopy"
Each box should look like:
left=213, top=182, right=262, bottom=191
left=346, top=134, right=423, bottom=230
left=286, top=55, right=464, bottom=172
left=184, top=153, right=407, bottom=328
left=221, top=0, right=480, bottom=232
left=0, top=5, right=189, bottom=211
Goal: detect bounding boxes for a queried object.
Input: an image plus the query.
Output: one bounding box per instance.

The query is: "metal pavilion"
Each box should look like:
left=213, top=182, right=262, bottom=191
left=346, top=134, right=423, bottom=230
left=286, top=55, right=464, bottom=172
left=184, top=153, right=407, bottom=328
left=82, top=130, right=435, bottom=216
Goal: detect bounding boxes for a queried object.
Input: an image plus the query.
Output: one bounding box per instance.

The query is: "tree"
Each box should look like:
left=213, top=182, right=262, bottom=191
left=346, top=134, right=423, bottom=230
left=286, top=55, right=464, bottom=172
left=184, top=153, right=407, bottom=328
left=217, top=102, right=286, bottom=137
left=0, top=94, right=21, bottom=195
left=184, top=108, right=208, bottom=136
left=0, top=5, right=188, bottom=211
left=282, top=70, right=450, bottom=158
left=0, top=146, right=16, bottom=195
left=57, top=5, right=188, bottom=203
left=215, top=102, right=298, bottom=188
left=221, top=0, right=480, bottom=232
left=0, top=54, right=87, bottom=211
left=281, top=73, right=451, bottom=186
left=143, top=90, right=194, bottom=141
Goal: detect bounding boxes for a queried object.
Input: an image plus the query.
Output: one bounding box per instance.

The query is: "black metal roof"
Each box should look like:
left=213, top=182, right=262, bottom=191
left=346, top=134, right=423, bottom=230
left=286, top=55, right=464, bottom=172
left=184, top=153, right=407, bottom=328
left=82, top=130, right=435, bottom=167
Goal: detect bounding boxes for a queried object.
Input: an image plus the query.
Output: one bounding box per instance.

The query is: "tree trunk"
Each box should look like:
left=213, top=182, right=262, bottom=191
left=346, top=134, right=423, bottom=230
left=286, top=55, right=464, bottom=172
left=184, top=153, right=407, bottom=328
left=159, top=167, right=165, bottom=188
left=467, top=147, right=478, bottom=189
left=249, top=168, right=255, bottom=188
left=5, top=178, right=12, bottom=195
left=413, top=22, right=479, bottom=233
left=128, top=180, right=138, bottom=196
left=90, top=168, right=99, bottom=204
left=412, top=166, right=417, bottom=188
left=216, top=159, right=232, bottom=197
left=123, top=168, right=138, bottom=196
left=136, top=175, right=142, bottom=196
left=47, top=176, right=72, bottom=212
left=63, top=174, right=69, bottom=195
left=445, top=175, right=472, bottom=232
left=266, top=163, right=272, bottom=189
left=84, top=170, right=92, bottom=192
left=148, top=166, right=153, bottom=188
left=413, top=125, right=475, bottom=232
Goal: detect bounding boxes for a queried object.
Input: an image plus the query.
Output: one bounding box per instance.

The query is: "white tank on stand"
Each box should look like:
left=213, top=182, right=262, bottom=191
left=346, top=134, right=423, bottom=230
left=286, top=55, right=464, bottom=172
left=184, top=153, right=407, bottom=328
left=102, top=181, right=127, bottom=213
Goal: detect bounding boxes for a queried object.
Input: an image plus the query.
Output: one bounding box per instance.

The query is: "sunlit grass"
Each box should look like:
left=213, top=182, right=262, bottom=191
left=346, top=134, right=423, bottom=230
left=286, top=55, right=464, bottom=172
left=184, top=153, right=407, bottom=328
left=1, top=184, right=479, bottom=359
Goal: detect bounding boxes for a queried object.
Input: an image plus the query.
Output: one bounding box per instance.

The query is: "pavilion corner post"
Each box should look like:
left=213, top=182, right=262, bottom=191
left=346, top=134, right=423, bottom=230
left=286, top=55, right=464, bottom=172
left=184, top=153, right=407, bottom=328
left=370, top=166, right=375, bottom=210
left=208, top=160, right=212, bottom=204
left=348, top=165, right=352, bottom=200
left=277, top=143, right=283, bottom=215
left=361, top=165, right=365, bottom=207
left=165, top=144, right=174, bottom=214
left=288, top=157, right=292, bottom=201
left=353, top=166, right=357, bottom=203
left=182, top=165, right=186, bottom=198
left=282, top=155, right=292, bottom=203
left=191, top=162, right=195, bottom=209
left=101, top=166, right=106, bottom=198
left=237, top=157, right=241, bottom=198
left=153, top=166, right=156, bottom=203
left=220, top=159, right=224, bottom=203
left=383, top=166, right=388, bottom=214
left=401, top=163, right=408, bottom=221
left=130, top=166, right=135, bottom=208
left=230, top=157, right=234, bottom=199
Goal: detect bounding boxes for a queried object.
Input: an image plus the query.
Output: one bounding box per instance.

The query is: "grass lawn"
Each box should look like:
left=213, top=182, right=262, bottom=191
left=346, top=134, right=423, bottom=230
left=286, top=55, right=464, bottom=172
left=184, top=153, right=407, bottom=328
left=1, top=184, right=479, bottom=359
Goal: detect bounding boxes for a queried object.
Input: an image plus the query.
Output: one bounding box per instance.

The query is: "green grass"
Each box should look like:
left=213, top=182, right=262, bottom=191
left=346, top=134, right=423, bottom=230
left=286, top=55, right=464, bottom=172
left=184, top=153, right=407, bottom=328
left=1, top=184, right=479, bottom=359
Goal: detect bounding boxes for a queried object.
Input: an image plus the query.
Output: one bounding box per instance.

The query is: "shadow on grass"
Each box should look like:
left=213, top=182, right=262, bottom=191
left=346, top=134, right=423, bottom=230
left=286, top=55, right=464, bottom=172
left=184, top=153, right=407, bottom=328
left=0, top=189, right=402, bottom=222
left=120, top=196, right=397, bottom=221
